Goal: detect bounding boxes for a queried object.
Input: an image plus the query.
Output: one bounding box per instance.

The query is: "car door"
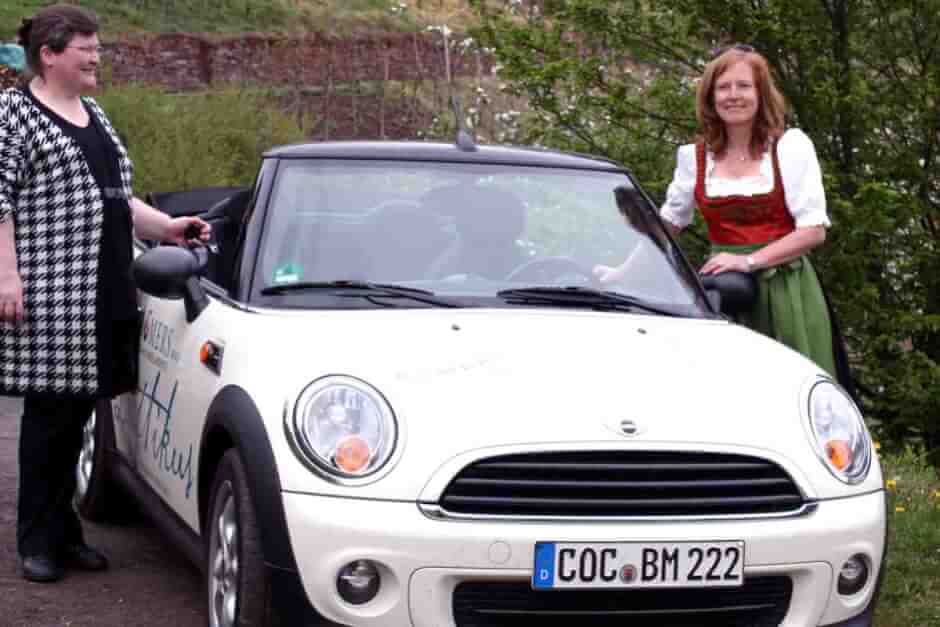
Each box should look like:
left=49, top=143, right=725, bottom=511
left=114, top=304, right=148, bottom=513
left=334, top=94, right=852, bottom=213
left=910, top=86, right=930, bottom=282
left=130, top=288, right=226, bottom=532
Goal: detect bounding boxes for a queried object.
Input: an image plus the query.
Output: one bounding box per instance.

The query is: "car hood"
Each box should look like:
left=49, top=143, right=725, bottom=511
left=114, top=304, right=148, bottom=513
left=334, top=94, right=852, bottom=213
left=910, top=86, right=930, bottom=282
left=227, top=307, right=879, bottom=502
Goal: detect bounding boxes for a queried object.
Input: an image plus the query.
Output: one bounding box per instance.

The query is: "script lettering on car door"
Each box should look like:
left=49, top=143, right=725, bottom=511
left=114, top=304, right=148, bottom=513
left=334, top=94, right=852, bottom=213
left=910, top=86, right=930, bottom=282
left=137, top=369, right=194, bottom=499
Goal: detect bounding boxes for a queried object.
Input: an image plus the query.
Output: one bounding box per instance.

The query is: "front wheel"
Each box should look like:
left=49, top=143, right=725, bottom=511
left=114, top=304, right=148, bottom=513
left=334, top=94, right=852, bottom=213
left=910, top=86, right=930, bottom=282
left=206, top=449, right=271, bottom=627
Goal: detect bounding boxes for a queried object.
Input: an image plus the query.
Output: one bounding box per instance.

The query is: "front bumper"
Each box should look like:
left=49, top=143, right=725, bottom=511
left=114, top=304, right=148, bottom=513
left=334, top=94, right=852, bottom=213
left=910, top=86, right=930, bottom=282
left=282, top=489, right=886, bottom=627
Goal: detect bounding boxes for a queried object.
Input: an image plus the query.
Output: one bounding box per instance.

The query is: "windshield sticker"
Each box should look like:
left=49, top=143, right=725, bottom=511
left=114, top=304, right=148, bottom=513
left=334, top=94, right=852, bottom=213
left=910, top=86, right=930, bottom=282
left=273, top=262, right=303, bottom=284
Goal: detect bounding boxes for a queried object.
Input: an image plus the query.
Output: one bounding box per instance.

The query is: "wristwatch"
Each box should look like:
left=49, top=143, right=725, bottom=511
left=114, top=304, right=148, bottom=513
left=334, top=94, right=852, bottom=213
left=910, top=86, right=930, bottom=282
left=745, top=255, right=757, bottom=272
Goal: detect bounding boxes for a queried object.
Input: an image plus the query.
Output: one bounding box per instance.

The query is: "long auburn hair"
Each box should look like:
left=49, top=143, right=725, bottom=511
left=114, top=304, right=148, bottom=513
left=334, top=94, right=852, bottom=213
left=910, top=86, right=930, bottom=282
left=695, top=48, right=787, bottom=158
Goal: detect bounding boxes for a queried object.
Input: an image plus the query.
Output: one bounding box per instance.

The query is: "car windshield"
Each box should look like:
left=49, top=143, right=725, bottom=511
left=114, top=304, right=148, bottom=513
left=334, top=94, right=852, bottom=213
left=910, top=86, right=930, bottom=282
left=255, top=159, right=708, bottom=315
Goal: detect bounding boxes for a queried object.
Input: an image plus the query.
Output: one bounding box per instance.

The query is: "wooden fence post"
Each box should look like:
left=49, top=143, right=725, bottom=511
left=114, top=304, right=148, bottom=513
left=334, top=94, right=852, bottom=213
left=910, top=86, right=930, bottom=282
left=380, top=43, right=390, bottom=139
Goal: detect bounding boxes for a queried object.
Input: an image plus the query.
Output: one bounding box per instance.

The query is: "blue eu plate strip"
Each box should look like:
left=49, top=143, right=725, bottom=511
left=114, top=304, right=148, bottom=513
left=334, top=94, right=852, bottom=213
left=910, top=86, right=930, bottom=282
left=532, top=542, right=556, bottom=589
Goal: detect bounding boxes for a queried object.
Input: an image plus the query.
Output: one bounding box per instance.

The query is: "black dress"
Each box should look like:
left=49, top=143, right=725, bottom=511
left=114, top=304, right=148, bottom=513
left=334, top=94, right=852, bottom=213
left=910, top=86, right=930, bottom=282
left=22, top=87, right=139, bottom=398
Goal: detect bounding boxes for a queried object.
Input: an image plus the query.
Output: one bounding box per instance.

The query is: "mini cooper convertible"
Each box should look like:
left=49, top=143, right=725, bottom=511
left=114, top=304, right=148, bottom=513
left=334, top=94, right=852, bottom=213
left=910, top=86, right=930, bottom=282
left=75, top=138, right=886, bottom=627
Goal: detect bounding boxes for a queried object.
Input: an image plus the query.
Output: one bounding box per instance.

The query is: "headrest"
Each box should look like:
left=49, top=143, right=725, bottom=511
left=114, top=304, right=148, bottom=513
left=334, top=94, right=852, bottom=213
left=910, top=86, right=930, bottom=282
left=420, top=184, right=525, bottom=243
left=368, top=201, right=449, bottom=244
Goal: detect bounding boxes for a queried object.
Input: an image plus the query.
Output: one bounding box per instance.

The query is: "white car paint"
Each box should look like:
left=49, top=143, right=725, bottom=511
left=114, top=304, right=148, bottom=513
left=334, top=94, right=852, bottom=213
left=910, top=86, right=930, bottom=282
left=110, top=294, right=885, bottom=626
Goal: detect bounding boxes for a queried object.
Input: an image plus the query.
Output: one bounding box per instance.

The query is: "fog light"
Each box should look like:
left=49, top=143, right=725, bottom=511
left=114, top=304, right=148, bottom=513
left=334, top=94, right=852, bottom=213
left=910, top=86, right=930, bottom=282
left=337, top=560, right=381, bottom=605
left=837, top=554, right=869, bottom=595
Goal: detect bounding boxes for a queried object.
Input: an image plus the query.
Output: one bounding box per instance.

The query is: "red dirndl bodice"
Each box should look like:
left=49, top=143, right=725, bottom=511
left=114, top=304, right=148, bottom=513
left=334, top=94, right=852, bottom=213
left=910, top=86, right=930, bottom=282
left=693, top=141, right=795, bottom=245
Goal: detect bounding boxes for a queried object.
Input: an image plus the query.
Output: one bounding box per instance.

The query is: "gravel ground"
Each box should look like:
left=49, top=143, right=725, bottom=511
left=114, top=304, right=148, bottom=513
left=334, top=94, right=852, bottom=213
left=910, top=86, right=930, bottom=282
left=0, top=396, right=206, bottom=627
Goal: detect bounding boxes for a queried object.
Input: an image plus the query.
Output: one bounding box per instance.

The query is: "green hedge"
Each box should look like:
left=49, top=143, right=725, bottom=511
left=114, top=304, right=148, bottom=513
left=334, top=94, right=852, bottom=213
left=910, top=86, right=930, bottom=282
left=94, top=84, right=308, bottom=196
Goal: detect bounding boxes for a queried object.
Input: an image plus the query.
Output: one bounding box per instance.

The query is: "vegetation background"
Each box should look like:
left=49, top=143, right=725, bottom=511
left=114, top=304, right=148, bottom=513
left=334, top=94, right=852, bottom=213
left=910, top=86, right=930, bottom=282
left=3, top=1, right=939, bottom=623
left=466, top=4, right=940, bottom=623
left=469, top=0, right=940, bottom=457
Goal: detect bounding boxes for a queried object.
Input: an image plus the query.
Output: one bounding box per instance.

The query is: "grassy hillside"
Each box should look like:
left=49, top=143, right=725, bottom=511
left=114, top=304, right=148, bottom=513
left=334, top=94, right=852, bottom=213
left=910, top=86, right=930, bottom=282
left=1, top=0, right=478, bottom=39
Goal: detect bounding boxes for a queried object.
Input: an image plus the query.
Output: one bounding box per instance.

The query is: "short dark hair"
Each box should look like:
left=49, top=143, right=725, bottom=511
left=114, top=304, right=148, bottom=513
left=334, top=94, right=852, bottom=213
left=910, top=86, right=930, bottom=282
left=17, top=4, right=100, bottom=77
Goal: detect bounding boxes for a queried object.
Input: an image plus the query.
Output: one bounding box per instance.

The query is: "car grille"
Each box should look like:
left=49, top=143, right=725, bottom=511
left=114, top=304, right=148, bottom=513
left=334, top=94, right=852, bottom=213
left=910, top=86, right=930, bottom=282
left=452, top=576, right=792, bottom=627
left=438, top=451, right=805, bottom=517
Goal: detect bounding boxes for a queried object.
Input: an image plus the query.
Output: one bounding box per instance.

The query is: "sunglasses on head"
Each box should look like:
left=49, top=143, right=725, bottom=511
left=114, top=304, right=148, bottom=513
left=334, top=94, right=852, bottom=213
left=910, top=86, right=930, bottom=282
left=710, top=43, right=756, bottom=60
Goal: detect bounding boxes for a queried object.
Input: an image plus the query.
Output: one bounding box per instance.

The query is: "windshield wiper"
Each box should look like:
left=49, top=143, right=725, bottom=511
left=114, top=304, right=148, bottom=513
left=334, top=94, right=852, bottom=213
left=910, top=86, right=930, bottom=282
left=496, top=286, right=683, bottom=316
left=261, top=280, right=461, bottom=308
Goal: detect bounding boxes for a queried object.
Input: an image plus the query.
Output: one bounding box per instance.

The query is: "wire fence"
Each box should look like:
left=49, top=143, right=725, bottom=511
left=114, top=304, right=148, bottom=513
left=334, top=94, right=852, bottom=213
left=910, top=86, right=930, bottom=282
left=94, top=30, right=503, bottom=140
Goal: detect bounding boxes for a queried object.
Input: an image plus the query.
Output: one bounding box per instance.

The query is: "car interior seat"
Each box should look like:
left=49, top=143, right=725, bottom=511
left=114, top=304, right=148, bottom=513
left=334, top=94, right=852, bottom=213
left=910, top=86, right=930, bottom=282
left=365, top=201, right=455, bottom=282
left=284, top=216, right=373, bottom=283
left=422, top=184, right=527, bottom=280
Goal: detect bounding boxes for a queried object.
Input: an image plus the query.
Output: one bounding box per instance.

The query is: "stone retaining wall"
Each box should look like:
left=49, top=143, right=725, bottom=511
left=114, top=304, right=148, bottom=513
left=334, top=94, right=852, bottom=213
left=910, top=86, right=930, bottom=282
left=106, top=31, right=489, bottom=90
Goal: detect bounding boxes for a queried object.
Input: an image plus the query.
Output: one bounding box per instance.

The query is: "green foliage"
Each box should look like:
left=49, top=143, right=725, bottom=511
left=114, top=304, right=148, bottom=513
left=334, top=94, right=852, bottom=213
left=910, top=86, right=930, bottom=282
left=878, top=446, right=940, bottom=625
left=2, top=0, right=304, bottom=37
left=94, top=84, right=307, bottom=195
left=0, top=0, right=475, bottom=38
left=0, top=1, right=47, bottom=40
left=470, top=0, right=940, bottom=455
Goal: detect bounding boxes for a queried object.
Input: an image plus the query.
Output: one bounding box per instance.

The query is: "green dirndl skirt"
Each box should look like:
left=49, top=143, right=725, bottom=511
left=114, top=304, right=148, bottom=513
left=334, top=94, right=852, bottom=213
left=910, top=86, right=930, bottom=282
left=712, top=243, right=837, bottom=378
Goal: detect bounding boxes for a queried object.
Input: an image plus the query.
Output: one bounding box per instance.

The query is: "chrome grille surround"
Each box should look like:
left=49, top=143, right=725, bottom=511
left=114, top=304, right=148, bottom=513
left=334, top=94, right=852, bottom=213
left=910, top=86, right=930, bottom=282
left=428, top=450, right=811, bottom=521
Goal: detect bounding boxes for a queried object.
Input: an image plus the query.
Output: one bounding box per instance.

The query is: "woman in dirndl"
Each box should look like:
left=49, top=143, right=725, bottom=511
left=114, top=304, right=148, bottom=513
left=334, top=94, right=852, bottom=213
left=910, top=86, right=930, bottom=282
left=658, top=44, right=848, bottom=387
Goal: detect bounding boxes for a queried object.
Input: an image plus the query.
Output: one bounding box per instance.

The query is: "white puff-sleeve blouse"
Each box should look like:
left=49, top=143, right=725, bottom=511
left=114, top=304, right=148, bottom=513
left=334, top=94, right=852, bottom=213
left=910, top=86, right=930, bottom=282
left=659, top=128, right=831, bottom=230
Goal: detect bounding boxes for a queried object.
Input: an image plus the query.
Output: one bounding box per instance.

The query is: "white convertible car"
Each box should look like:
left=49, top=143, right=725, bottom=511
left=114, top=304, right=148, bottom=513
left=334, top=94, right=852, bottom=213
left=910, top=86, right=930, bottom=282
left=75, top=139, right=886, bottom=627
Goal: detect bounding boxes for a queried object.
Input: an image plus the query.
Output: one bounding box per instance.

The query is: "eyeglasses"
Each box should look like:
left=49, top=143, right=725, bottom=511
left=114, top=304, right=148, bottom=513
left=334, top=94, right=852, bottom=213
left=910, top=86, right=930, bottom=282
left=709, top=43, right=756, bottom=60
left=67, top=45, right=106, bottom=56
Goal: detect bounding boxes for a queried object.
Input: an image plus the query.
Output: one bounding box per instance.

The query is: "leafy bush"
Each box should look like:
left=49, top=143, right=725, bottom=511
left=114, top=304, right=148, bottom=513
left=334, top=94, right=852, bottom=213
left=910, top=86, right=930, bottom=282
left=94, top=84, right=308, bottom=195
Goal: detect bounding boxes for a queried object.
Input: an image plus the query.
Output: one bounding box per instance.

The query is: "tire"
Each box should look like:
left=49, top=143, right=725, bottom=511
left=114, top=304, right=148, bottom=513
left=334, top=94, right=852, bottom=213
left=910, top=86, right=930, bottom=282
left=74, top=399, right=121, bottom=521
left=206, top=448, right=272, bottom=627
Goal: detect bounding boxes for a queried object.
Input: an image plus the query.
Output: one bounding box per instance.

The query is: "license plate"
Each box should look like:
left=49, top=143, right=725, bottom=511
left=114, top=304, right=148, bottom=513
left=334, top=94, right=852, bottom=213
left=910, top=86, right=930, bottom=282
left=532, top=541, right=745, bottom=589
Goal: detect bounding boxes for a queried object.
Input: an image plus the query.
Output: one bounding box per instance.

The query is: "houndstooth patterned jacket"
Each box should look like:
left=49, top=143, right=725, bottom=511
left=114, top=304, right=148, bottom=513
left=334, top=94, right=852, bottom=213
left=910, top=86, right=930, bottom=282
left=0, top=87, right=134, bottom=398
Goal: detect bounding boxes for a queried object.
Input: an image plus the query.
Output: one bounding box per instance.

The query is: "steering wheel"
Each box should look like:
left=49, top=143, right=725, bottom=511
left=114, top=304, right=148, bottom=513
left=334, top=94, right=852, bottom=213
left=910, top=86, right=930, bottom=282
left=504, top=256, right=598, bottom=286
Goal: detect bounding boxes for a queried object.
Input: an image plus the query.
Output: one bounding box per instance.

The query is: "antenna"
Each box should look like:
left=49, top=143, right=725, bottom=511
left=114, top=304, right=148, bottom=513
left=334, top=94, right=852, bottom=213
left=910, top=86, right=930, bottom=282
left=451, top=95, right=477, bottom=152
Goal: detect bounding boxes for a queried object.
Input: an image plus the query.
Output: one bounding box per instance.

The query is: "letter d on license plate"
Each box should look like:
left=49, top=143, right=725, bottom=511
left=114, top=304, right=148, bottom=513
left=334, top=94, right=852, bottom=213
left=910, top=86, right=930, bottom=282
left=533, top=540, right=744, bottom=590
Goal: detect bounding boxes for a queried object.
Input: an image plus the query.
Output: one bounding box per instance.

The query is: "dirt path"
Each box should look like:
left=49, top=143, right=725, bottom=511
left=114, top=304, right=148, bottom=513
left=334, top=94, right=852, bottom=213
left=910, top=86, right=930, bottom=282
left=0, top=396, right=206, bottom=627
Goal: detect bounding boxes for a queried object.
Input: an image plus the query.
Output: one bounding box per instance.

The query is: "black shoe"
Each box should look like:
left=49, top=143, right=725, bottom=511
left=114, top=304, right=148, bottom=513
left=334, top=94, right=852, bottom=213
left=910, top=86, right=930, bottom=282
left=21, top=554, right=63, bottom=583
left=61, top=543, right=109, bottom=571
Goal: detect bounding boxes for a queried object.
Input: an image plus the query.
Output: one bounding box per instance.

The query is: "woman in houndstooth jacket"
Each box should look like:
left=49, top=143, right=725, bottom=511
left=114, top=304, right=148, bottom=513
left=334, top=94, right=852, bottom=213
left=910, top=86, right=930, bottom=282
left=0, top=5, right=210, bottom=584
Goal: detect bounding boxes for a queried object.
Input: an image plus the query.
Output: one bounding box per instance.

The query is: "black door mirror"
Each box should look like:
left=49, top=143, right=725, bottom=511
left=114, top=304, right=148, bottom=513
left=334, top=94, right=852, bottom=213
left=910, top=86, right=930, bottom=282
left=133, top=246, right=210, bottom=321
left=700, top=271, right=758, bottom=317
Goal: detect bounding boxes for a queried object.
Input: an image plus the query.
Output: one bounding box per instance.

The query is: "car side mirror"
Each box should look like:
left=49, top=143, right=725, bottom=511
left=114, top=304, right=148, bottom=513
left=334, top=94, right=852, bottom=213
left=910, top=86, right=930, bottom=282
left=704, top=289, right=722, bottom=312
left=133, top=245, right=210, bottom=322
left=699, top=271, right=757, bottom=317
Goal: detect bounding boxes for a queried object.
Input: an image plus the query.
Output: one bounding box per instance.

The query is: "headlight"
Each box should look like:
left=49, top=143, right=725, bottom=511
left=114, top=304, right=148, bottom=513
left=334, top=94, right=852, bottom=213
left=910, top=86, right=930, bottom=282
left=291, top=376, right=397, bottom=481
left=806, top=379, right=871, bottom=484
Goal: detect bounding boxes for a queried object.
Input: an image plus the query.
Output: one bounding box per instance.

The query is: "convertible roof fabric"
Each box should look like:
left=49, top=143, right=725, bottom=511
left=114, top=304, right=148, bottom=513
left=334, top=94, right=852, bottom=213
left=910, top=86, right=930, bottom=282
left=148, top=187, right=248, bottom=217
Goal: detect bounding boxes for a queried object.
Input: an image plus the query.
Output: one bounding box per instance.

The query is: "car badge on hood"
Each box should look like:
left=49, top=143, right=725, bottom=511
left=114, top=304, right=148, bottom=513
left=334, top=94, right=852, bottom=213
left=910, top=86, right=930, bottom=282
left=605, top=417, right=645, bottom=438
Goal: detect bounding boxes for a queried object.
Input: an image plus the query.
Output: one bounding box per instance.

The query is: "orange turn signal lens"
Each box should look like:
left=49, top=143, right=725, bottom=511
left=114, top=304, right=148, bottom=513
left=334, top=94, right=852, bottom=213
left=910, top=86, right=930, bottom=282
left=826, top=439, right=853, bottom=470
left=199, top=342, right=212, bottom=364
left=334, top=436, right=372, bottom=474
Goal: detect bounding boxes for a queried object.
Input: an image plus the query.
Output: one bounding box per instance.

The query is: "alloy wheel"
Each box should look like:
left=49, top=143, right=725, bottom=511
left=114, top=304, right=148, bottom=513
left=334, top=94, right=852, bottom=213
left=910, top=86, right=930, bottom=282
left=74, top=409, right=97, bottom=506
left=209, top=481, right=239, bottom=627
